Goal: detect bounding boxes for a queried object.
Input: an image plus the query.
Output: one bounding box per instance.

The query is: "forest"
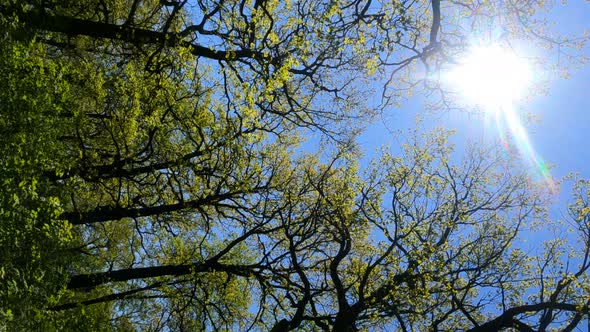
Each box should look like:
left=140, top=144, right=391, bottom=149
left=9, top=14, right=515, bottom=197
left=1, top=0, right=589, bottom=331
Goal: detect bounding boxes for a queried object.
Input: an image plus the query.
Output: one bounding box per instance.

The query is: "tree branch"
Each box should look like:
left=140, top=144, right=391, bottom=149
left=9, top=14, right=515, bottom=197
left=1, top=5, right=271, bottom=63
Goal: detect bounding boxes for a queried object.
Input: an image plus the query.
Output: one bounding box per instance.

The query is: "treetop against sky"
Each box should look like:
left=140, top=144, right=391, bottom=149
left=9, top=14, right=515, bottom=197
left=1, top=0, right=590, bottom=331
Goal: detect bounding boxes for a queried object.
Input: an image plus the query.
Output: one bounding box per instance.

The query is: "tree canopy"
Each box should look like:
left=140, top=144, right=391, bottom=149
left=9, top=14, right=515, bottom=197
left=1, top=0, right=589, bottom=331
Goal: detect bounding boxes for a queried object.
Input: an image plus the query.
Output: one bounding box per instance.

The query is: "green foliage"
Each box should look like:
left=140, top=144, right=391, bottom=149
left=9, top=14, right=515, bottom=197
left=0, top=39, right=75, bottom=329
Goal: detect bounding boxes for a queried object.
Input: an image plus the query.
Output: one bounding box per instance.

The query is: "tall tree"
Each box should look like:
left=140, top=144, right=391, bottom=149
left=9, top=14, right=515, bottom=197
left=0, top=0, right=588, bottom=331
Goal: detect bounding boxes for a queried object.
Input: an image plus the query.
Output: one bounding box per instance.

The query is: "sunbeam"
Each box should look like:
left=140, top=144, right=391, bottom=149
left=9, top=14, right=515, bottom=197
left=446, top=44, right=555, bottom=190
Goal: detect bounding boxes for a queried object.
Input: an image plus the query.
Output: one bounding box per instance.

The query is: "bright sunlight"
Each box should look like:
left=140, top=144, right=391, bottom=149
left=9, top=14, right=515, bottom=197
left=447, top=45, right=531, bottom=108
left=446, top=44, right=556, bottom=192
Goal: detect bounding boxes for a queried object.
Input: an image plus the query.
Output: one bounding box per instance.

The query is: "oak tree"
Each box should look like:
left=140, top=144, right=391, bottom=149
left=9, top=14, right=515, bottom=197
left=0, top=0, right=589, bottom=331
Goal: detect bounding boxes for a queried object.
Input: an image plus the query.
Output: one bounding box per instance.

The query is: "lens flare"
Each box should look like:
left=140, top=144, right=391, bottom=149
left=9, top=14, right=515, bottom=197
left=446, top=45, right=554, bottom=191
left=493, top=104, right=556, bottom=193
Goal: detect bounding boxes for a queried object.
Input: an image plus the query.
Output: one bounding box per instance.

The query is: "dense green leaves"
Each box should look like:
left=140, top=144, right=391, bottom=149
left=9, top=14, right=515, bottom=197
left=0, top=37, right=74, bottom=329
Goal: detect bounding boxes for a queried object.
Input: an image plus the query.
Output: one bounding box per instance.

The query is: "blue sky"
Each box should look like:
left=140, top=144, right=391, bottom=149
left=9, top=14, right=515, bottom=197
left=532, top=63, right=590, bottom=180
left=358, top=1, right=590, bottom=207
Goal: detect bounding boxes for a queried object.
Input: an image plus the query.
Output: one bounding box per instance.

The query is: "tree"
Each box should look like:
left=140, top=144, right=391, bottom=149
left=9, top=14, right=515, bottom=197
left=0, top=0, right=589, bottom=331
left=254, top=131, right=590, bottom=331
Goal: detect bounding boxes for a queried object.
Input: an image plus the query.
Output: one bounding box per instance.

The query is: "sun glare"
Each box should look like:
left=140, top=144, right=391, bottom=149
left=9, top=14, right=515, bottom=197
left=445, top=44, right=556, bottom=192
left=447, top=45, right=531, bottom=108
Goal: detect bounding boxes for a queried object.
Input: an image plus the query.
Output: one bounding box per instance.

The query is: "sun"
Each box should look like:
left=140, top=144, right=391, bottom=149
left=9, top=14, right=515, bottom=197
left=446, top=45, right=531, bottom=109
left=444, top=44, right=555, bottom=191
